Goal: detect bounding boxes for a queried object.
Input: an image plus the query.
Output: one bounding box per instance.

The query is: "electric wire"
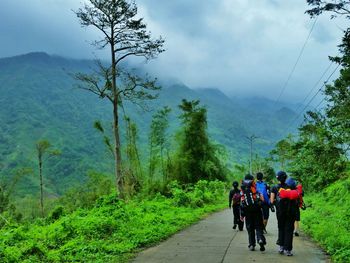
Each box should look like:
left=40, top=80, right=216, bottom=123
left=274, top=17, right=318, bottom=105
left=293, top=61, right=333, bottom=114
left=285, top=63, right=340, bottom=133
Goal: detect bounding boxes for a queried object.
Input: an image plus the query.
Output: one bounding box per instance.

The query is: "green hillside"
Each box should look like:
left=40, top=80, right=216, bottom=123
left=0, top=52, right=298, bottom=197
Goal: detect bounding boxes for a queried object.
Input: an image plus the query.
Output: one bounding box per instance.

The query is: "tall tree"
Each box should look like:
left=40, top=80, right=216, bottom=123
left=36, top=140, right=60, bottom=217
left=174, top=100, right=227, bottom=184
left=74, top=0, right=165, bottom=195
left=149, top=106, right=171, bottom=181
left=270, top=135, right=294, bottom=170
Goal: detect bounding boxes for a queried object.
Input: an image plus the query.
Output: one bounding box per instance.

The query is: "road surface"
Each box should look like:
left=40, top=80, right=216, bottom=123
left=132, top=209, right=329, bottom=263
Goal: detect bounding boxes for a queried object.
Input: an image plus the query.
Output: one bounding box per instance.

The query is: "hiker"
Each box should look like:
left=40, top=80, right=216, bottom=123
left=293, top=180, right=305, bottom=236
left=255, top=172, right=272, bottom=233
left=270, top=171, right=299, bottom=256
left=240, top=174, right=266, bottom=251
left=229, top=181, right=244, bottom=230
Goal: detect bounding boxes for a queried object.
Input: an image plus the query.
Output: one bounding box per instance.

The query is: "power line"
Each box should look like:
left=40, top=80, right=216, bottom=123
left=245, top=135, right=258, bottom=175
left=293, top=61, right=333, bottom=114
left=274, top=17, right=318, bottom=105
left=285, top=63, right=340, bottom=132
left=314, top=97, right=327, bottom=111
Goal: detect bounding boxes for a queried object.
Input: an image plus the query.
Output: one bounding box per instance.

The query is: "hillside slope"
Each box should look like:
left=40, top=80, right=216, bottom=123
left=0, top=52, right=298, bottom=196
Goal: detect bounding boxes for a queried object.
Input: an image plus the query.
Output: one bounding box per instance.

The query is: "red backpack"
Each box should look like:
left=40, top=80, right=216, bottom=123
left=232, top=192, right=241, bottom=206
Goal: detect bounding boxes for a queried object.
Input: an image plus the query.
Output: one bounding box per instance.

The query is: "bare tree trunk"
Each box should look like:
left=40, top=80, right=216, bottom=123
left=149, top=140, right=154, bottom=182
left=133, top=132, right=143, bottom=179
left=39, top=158, right=44, bottom=217
left=111, top=30, right=123, bottom=196
left=160, top=146, right=165, bottom=182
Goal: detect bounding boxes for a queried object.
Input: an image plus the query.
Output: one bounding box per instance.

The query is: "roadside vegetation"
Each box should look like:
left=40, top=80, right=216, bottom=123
left=0, top=180, right=226, bottom=262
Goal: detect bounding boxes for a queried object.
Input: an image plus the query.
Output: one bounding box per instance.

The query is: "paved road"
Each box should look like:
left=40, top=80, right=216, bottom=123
left=132, top=209, right=330, bottom=263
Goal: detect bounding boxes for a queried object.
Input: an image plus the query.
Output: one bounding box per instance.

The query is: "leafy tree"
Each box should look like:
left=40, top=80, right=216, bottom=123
left=74, top=0, right=165, bottom=196
left=36, top=140, right=60, bottom=217
left=148, top=106, right=172, bottom=182
left=322, top=31, right=350, bottom=153
left=306, top=0, right=350, bottom=18
left=251, top=155, right=276, bottom=183
left=173, top=100, right=227, bottom=184
left=270, top=135, right=294, bottom=170
left=294, top=112, right=346, bottom=189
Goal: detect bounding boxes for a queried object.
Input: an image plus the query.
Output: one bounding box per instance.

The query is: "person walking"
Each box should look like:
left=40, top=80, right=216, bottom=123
left=270, top=171, right=299, bottom=256
left=255, top=172, right=271, bottom=233
left=229, top=181, right=244, bottom=230
left=294, top=180, right=305, bottom=236
left=240, top=174, right=266, bottom=251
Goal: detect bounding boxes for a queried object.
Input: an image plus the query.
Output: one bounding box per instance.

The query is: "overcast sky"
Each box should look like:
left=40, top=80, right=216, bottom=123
left=0, top=0, right=347, bottom=103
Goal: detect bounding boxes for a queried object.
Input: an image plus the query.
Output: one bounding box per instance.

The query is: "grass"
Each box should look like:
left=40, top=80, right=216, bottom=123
left=0, top=180, right=227, bottom=262
left=301, top=177, right=350, bottom=263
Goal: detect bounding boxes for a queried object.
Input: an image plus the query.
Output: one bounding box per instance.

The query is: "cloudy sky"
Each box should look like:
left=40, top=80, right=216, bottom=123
left=0, top=0, right=347, bottom=103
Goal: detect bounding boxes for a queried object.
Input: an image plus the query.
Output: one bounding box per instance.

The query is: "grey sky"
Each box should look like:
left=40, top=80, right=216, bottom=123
left=0, top=0, right=347, bottom=103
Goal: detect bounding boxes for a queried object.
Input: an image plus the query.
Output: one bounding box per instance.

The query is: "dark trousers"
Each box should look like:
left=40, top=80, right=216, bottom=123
left=276, top=213, right=295, bottom=251
left=245, top=209, right=266, bottom=246
left=232, top=205, right=240, bottom=225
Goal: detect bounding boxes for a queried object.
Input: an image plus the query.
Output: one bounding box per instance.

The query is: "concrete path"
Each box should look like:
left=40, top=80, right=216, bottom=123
left=132, top=209, right=330, bottom=263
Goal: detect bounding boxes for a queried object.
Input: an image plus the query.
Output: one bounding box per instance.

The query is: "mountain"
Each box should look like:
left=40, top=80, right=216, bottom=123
left=0, top=52, right=298, bottom=197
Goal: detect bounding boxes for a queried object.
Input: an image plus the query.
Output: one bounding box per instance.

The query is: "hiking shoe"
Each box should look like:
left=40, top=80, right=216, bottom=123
left=278, top=246, right=284, bottom=254
left=232, top=224, right=237, bottom=230
left=258, top=240, right=265, bottom=251
left=294, top=231, right=299, bottom=236
left=248, top=245, right=255, bottom=251
left=285, top=250, right=293, bottom=256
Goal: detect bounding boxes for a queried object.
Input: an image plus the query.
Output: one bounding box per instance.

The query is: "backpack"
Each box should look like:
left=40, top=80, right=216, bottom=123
left=232, top=192, right=241, bottom=206
left=240, top=180, right=261, bottom=210
left=296, top=184, right=306, bottom=209
left=276, top=185, right=300, bottom=216
left=256, top=181, right=270, bottom=205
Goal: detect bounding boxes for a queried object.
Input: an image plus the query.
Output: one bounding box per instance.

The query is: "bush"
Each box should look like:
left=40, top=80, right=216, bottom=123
left=0, top=180, right=227, bottom=262
left=302, top=177, right=350, bottom=262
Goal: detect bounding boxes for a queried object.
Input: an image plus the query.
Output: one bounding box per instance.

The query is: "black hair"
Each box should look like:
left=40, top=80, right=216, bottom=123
left=276, top=171, right=287, bottom=183
left=232, top=181, right=239, bottom=188
left=244, top=174, right=254, bottom=180
left=256, top=172, right=263, bottom=181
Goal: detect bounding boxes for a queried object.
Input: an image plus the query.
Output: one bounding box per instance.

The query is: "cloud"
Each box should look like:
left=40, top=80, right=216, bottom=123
left=0, top=0, right=346, bottom=102
left=0, top=0, right=98, bottom=58
left=136, top=0, right=345, bottom=102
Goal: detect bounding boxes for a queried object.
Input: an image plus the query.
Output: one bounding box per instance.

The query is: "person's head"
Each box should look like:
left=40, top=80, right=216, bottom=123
left=276, top=170, right=287, bottom=183
left=286, top=177, right=296, bottom=189
left=232, top=181, right=239, bottom=189
left=256, top=172, right=263, bottom=181
left=244, top=174, right=254, bottom=181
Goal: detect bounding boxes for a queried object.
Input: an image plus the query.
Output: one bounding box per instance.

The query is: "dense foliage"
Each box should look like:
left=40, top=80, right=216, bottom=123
left=0, top=180, right=226, bottom=262
left=302, top=176, right=350, bottom=262
left=172, top=100, right=228, bottom=184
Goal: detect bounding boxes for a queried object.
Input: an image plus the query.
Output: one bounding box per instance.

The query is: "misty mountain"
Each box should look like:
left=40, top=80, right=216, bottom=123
left=0, top=52, right=298, bottom=196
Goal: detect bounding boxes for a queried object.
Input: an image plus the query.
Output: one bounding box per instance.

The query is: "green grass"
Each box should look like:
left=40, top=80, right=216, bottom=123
left=0, top=180, right=227, bottom=262
left=301, top=177, right=350, bottom=263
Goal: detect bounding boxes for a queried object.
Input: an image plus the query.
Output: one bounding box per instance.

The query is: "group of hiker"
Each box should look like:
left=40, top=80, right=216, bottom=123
left=229, top=171, right=304, bottom=256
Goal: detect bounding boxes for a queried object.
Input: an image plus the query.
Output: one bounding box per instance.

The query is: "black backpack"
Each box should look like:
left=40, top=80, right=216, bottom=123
left=240, top=180, right=261, bottom=211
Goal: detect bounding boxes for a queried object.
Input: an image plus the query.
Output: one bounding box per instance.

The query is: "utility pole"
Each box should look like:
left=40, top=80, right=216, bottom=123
left=245, top=135, right=258, bottom=175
